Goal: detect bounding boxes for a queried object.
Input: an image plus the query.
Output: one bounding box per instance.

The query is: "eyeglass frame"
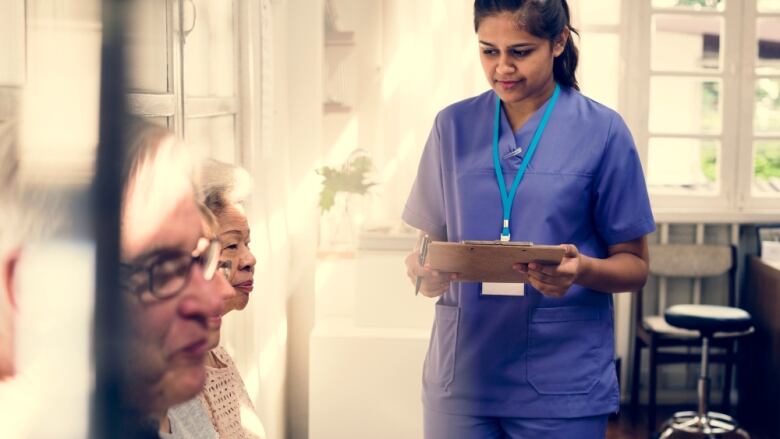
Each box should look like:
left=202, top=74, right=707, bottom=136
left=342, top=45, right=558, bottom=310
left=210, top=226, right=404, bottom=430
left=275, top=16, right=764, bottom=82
left=120, top=237, right=221, bottom=301
left=217, top=259, right=232, bottom=280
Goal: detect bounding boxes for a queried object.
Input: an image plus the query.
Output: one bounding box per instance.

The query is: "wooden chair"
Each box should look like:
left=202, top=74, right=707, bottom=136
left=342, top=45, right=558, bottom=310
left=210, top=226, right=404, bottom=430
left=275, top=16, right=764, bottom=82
left=629, top=244, right=746, bottom=432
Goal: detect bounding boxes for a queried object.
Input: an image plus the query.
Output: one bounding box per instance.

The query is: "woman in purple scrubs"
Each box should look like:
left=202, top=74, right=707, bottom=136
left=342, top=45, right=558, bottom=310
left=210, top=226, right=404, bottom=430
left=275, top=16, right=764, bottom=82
left=403, top=1, right=655, bottom=438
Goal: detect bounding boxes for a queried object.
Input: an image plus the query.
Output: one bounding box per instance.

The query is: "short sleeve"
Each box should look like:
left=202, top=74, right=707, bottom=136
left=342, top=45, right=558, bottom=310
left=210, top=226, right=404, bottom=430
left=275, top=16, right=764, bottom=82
left=593, top=113, right=656, bottom=246
left=402, top=115, right=447, bottom=238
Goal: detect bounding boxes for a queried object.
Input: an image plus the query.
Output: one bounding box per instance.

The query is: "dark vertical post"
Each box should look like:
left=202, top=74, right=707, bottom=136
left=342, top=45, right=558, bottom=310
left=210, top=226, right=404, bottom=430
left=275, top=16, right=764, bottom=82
left=90, top=0, right=131, bottom=437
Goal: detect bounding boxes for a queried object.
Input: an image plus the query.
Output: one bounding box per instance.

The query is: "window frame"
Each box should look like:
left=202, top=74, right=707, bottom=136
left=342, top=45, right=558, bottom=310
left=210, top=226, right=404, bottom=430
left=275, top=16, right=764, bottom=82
left=737, top=5, right=780, bottom=212
left=126, top=0, right=250, bottom=164
left=626, top=0, right=780, bottom=222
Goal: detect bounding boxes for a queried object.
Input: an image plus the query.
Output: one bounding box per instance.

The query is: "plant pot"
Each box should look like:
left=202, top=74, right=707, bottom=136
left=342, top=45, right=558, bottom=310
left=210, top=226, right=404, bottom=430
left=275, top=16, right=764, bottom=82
left=319, top=192, right=364, bottom=253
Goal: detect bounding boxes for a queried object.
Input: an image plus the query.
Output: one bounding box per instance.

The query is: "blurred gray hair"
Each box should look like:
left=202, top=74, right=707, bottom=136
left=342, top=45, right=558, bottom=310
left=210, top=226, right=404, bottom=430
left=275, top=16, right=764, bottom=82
left=197, top=159, right=252, bottom=216
left=0, top=120, right=19, bottom=195
left=0, top=120, right=25, bottom=252
left=0, top=120, right=57, bottom=252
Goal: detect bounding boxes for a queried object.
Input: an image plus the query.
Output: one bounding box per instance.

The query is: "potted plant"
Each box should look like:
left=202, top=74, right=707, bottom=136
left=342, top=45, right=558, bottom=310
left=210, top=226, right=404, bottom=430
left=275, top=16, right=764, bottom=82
left=317, top=150, right=376, bottom=251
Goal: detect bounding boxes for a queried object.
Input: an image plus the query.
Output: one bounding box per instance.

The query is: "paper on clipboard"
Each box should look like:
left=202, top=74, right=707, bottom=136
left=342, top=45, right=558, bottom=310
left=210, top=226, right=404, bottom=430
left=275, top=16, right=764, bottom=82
left=425, top=240, right=565, bottom=283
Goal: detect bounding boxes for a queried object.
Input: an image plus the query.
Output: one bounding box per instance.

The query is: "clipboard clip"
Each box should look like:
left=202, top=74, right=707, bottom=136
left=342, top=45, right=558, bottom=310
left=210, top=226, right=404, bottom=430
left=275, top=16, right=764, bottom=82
left=462, top=240, right=534, bottom=246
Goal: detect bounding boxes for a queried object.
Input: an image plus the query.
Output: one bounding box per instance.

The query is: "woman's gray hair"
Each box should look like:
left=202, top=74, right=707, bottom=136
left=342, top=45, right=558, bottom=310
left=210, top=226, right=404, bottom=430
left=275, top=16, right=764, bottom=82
left=197, top=159, right=252, bottom=215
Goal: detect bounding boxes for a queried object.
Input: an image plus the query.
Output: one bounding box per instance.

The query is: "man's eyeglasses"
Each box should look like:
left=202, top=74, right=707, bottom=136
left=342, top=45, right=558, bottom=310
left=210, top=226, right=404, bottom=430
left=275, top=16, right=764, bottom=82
left=121, top=237, right=221, bottom=300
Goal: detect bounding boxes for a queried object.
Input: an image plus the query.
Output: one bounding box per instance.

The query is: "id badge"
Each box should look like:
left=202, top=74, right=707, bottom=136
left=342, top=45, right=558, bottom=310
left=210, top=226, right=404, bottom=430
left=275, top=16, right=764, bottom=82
left=482, top=282, right=525, bottom=296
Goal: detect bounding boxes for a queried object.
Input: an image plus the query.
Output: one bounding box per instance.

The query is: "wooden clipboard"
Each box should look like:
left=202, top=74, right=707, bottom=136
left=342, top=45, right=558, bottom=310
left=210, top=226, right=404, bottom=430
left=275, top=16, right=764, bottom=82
left=426, top=241, right=565, bottom=283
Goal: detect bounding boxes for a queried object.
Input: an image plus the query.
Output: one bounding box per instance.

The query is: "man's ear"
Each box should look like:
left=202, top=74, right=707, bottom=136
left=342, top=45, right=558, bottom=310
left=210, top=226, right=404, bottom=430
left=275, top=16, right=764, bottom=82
left=4, top=247, right=21, bottom=309
left=553, top=27, right=570, bottom=58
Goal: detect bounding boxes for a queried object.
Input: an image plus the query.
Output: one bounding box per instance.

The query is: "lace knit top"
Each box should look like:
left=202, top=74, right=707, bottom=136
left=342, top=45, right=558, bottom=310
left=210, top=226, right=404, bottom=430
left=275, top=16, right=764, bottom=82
left=198, top=347, right=266, bottom=439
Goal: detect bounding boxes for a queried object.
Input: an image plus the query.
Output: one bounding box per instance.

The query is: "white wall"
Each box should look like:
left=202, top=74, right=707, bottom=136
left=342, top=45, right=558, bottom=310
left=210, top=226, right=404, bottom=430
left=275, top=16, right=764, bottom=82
left=323, top=0, right=485, bottom=228
left=220, top=0, right=325, bottom=438
left=274, top=1, right=325, bottom=438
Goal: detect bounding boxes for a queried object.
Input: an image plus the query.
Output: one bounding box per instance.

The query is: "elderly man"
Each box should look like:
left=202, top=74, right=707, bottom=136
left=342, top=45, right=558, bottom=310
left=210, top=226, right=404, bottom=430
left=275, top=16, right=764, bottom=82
left=119, top=121, right=225, bottom=431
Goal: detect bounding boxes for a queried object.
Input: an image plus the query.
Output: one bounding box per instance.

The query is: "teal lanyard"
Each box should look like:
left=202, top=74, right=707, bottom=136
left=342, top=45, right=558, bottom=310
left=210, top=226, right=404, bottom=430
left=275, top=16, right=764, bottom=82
left=493, top=83, right=560, bottom=241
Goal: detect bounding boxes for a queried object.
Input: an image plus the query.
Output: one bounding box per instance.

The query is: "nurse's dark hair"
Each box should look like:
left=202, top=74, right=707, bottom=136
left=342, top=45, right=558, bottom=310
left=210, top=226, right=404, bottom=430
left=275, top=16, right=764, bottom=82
left=474, top=0, right=579, bottom=90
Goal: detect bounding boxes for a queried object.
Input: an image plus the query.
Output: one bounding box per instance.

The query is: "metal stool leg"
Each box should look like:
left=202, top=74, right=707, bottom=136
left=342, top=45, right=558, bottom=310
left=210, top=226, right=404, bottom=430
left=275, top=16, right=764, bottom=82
left=649, top=340, right=658, bottom=431
left=657, top=336, right=750, bottom=438
left=631, top=340, right=642, bottom=414
left=722, top=342, right=734, bottom=412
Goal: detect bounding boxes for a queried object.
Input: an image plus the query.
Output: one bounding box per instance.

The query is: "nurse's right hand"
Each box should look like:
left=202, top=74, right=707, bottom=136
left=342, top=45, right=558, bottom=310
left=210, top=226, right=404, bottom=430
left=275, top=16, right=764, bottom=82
left=405, top=250, right=457, bottom=298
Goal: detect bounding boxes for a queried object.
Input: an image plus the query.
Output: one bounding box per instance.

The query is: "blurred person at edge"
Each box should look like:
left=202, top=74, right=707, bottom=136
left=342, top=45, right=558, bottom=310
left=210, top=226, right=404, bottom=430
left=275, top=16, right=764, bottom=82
left=120, top=120, right=224, bottom=433
left=0, top=120, right=58, bottom=437
left=0, top=121, right=22, bottom=395
left=164, top=158, right=265, bottom=439
left=0, top=120, right=83, bottom=438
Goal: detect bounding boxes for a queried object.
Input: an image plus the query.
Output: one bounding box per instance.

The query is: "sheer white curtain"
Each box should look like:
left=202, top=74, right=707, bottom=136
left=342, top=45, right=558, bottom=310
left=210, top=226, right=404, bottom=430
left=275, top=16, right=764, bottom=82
left=218, top=1, right=292, bottom=439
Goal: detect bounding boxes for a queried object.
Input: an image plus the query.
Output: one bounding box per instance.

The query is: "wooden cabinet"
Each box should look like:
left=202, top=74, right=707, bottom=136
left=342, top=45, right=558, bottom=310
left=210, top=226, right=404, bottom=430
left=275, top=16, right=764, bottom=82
left=739, top=256, right=780, bottom=437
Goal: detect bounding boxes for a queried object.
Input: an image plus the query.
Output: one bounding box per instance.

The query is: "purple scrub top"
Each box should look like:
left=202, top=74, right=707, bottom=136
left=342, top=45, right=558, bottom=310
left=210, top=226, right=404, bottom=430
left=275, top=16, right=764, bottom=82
left=403, top=86, right=655, bottom=418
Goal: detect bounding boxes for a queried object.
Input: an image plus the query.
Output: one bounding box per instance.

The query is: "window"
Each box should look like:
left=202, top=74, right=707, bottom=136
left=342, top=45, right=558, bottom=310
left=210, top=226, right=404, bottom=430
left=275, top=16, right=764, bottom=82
left=629, top=0, right=780, bottom=219
left=127, top=0, right=242, bottom=164
left=743, top=1, right=780, bottom=206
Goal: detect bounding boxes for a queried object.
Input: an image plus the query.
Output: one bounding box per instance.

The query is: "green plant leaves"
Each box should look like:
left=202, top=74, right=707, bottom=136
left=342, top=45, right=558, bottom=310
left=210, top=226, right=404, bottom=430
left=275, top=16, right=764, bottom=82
left=317, top=155, right=376, bottom=212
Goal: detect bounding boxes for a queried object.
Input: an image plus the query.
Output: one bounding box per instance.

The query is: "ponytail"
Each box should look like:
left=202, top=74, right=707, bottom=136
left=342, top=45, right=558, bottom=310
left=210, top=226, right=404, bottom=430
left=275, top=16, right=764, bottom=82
left=554, top=26, right=579, bottom=90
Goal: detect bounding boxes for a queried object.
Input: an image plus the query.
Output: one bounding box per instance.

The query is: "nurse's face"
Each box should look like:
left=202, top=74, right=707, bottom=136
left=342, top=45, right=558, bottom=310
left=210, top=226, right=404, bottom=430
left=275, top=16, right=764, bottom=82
left=477, top=12, right=565, bottom=106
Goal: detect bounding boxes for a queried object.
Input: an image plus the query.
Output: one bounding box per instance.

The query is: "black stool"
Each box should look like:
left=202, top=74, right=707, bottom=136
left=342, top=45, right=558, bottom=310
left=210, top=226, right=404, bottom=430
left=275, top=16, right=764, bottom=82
left=657, top=304, right=753, bottom=438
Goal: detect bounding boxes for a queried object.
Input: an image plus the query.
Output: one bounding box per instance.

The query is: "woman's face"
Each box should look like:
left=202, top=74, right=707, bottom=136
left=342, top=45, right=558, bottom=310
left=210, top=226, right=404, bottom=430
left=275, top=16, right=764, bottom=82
left=203, top=221, right=235, bottom=351
left=477, top=12, right=565, bottom=106
left=217, top=204, right=256, bottom=313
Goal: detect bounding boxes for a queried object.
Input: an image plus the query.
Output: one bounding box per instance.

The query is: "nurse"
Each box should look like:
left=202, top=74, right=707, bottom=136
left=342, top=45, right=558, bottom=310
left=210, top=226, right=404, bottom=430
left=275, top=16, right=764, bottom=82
left=403, top=1, right=655, bottom=438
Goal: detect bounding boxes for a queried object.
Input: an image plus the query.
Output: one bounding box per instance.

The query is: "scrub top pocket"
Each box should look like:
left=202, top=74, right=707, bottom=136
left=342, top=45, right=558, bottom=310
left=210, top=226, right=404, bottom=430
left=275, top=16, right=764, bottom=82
left=527, top=306, right=605, bottom=395
left=424, top=303, right=460, bottom=391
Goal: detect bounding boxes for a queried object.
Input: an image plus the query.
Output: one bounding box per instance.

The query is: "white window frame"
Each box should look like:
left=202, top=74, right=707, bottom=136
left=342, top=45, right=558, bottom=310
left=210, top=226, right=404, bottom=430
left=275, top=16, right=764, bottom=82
left=625, top=0, right=780, bottom=223
left=1, top=0, right=263, bottom=166
left=126, top=0, right=181, bottom=131
left=737, top=3, right=780, bottom=213
left=127, top=0, right=253, bottom=164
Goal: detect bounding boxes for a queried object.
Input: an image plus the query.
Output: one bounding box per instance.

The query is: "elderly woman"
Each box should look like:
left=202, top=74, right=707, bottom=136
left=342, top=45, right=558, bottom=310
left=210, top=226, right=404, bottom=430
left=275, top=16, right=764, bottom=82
left=166, top=159, right=264, bottom=439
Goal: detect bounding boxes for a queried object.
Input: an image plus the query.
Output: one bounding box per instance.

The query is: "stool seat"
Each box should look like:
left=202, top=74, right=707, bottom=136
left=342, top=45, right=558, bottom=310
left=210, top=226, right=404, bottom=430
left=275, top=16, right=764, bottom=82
left=665, top=304, right=752, bottom=334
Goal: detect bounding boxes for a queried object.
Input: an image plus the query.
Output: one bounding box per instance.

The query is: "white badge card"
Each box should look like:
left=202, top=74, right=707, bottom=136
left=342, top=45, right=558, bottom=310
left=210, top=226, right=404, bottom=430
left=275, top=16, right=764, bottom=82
left=482, top=282, right=525, bottom=296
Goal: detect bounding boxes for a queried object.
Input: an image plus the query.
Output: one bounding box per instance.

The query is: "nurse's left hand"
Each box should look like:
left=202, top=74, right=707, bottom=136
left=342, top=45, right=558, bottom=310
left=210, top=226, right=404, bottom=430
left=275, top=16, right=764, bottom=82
left=513, top=244, right=580, bottom=298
